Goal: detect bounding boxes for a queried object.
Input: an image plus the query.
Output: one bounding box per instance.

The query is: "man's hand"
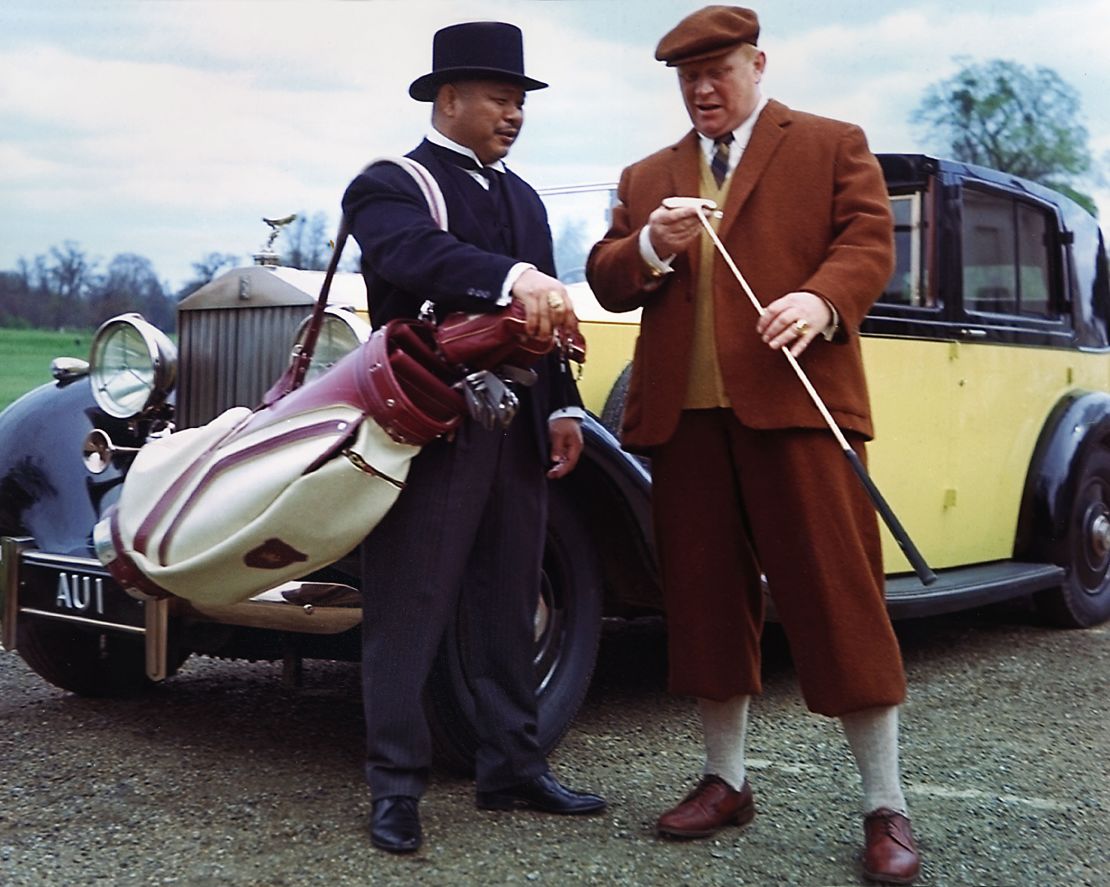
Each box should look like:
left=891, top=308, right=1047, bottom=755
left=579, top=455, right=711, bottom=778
left=756, top=291, right=833, bottom=357
left=646, top=204, right=704, bottom=257
left=547, top=417, right=583, bottom=479
left=511, top=269, right=578, bottom=340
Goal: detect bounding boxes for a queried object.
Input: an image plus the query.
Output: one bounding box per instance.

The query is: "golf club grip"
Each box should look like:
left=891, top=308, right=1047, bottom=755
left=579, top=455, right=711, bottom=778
left=844, top=448, right=937, bottom=586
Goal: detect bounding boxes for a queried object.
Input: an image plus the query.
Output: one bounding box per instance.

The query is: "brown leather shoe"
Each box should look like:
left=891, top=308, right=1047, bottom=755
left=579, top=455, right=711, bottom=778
left=657, top=775, right=755, bottom=839
left=862, top=808, right=921, bottom=884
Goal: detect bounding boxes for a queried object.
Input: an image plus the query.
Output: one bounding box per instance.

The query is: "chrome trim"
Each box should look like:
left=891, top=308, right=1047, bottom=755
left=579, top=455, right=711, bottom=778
left=2, top=537, right=34, bottom=651
left=184, top=581, right=363, bottom=635
left=92, top=518, right=117, bottom=564
left=15, top=551, right=362, bottom=635
left=50, top=356, right=90, bottom=381
left=145, top=598, right=170, bottom=681
left=22, top=550, right=104, bottom=570
left=82, top=428, right=140, bottom=475
left=537, top=182, right=618, bottom=197
left=89, top=313, right=177, bottom=419
left=17, top=607, right=145, bottom=635
left=177, top=304, right=309, bottom=428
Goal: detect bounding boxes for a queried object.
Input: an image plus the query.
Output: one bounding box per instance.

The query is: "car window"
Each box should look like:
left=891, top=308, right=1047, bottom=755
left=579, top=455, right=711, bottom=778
left=1016, top=202, right=1053, bottom=318
left=540, top=184, right=619, bottom=284
left=880, top=193, right=928, bottom=307
left=962, top=188, right=1059, bottom=320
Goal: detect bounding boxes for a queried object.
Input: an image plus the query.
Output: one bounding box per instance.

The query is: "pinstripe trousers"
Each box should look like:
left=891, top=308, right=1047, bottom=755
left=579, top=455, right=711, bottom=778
left=359, top=414, right=549, bottom=799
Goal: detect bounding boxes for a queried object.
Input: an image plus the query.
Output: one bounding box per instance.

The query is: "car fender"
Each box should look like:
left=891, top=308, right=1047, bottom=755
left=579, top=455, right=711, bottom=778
left=1014, top=389, right=1110, bottom=561
left=0, top=379, right=135, bottom=554
left=554, top=413, right=660, bottom=612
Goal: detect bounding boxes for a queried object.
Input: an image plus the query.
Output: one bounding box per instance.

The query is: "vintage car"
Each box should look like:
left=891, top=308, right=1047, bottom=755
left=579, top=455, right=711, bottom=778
left=2, top=154, right=1108, bottom=769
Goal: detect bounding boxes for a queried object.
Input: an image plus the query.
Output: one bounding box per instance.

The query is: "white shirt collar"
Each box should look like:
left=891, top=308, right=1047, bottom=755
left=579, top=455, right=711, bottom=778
left=427, top=127, right=507, bottom=174
left=697, top=95, right=770, bottom=167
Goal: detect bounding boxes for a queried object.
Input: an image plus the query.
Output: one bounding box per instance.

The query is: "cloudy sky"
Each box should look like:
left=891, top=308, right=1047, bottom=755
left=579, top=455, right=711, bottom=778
left=2, top=0, right=1108, bottom=291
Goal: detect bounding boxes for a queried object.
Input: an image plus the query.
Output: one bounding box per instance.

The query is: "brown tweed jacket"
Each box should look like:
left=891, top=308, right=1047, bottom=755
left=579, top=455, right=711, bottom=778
left=586, top=99, right=894, bottom=452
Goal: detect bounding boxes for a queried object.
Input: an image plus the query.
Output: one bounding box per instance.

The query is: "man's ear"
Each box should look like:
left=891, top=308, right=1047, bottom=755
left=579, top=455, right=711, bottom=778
left=753, top=50, right=767, bottom=80
left=437, top=83, right=459, bottom=119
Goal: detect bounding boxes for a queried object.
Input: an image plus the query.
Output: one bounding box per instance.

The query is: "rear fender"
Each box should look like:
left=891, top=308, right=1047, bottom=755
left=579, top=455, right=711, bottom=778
left=1014, top=389, right=1110, bottom=562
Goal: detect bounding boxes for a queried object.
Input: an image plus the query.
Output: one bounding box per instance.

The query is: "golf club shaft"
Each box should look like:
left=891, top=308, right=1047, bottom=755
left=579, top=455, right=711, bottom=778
left=694, top=208, right=937, bottom=586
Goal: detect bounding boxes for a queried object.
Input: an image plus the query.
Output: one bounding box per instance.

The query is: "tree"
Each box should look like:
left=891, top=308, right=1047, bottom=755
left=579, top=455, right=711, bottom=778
left=2, top=244, right=178, bottom=331
left=175, top=252, right=240, bottom=302
left=48, top=240, right=98, bottom=302
left=912, top=58, right=1096, bottom=214
left=11, top=244, right=97, bottom=328
left=0, top=271, right=32, bottom=328
left=91, top=253, right=174, bottom=331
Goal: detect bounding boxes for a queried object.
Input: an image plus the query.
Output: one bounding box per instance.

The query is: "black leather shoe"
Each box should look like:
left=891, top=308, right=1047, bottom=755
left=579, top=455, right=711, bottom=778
left=369, top=796, right=422, bottom=853
left=476, top=771, right=606, bottom=815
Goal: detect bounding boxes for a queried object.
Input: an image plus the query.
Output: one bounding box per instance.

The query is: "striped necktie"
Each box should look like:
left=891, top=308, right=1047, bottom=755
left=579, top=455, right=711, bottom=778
left=711, top=134, right=734, bottom=187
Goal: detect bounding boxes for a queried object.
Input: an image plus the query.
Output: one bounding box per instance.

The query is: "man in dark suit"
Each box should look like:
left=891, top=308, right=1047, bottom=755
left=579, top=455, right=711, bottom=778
left=342, top=21, right=605, bottom=855
left=586, top=6, right=919, bottom=885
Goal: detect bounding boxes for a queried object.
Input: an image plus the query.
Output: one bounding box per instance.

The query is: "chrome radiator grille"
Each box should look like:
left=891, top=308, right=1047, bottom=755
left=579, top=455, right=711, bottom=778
left=176, top=306, right=307, bottom=429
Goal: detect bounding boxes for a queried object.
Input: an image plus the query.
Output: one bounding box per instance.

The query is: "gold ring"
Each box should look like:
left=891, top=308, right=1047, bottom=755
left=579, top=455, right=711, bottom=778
left=792, top=319, right=810, bottom=336
left=546, top=291, right=565, bottom=311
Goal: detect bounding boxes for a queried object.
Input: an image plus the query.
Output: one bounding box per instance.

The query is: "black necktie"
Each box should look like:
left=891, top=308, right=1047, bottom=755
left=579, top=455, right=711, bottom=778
left=711, top=134, right=734, bottom=187
left=429, top=143, right=497, bottom=190
left=479, top=166, right=501, bottom=197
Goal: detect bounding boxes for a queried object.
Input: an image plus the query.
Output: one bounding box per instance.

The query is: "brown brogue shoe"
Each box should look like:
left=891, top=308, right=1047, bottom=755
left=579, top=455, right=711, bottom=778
left=862, top=807, right=921, bottom=885
left=657, top=775, right=755, bottom=839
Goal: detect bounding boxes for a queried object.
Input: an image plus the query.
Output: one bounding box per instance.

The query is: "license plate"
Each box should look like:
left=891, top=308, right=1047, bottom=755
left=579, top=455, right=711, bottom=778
left=18, top=553, right=146, bottom=633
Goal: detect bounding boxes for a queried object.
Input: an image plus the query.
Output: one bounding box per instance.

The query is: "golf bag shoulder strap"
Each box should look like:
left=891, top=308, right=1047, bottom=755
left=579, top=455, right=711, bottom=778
left=364, top=155, right=448, bottom=232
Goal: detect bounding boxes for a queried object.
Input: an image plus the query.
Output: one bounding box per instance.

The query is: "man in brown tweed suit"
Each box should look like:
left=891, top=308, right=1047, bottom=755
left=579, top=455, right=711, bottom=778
left=586, top=6, right=920, bottom=884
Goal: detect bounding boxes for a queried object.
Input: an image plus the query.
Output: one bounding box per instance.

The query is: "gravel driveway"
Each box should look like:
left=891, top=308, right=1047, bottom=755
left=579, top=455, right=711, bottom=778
left=1, top=600, right=1106, bottom=887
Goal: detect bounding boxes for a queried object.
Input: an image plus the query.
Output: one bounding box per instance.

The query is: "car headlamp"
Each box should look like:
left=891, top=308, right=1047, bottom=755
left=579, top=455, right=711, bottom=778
left=88, top=314, right=177, bottom=419
left=294, top=307, right=372, bottom=381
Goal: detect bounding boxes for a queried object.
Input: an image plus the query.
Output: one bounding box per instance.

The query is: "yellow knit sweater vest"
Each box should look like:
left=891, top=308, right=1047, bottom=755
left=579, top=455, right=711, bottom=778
left=683, top=157, right=733, bottom=408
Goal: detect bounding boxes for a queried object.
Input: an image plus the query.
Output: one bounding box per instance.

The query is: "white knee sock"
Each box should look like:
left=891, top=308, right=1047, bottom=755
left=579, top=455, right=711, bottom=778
left=698, top=695, right=750, bottom=790
left=840, top=705, right=907, bottom=815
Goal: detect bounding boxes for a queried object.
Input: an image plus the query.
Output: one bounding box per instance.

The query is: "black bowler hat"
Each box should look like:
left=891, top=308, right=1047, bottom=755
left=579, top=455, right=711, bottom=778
left=408, top=21, right=548, bottom=102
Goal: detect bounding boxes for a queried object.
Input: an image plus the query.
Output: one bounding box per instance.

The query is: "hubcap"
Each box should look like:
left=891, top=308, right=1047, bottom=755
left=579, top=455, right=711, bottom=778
left=1089, top=511, right=1110, bottom=562
left=532, top=572, right=565, bottom=694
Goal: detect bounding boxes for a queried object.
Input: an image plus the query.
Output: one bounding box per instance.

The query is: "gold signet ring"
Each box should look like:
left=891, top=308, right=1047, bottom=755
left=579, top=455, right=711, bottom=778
left=792, top=319, right=810, bottom=335
left=546, top=291, right=565, bottom=311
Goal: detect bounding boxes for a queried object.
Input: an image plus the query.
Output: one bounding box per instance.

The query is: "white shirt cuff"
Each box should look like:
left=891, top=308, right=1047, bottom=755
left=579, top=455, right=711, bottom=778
left=638, top=225, right=675, bottom=277
left=500, top=262, right=535, bottom=306
left=548, top=407, right=586, bottom=423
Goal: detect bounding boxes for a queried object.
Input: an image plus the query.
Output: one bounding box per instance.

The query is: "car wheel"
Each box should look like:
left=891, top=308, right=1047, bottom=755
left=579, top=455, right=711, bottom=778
left=1035, top=446, right=1110, bottom=628
left=426, top=485, right=604, bottom=773
left=16, top=618, right=184, bottom=697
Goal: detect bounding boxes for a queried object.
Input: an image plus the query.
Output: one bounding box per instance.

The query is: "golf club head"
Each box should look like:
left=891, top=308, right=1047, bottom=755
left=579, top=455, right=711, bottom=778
left=462, top=370, right=520, bottom=431
left=662, top=196, right=723, bottom=218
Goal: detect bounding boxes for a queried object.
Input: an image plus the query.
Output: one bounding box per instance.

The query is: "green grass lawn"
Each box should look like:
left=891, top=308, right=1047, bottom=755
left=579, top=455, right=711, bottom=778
left=0, top=327, right=93, bottom=412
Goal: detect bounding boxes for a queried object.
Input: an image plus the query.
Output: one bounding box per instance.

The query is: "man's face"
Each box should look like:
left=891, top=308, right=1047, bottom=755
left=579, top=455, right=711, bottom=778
left=438, top=80, right=525, bottom=165
left=677, top=45, right=765, bottom=139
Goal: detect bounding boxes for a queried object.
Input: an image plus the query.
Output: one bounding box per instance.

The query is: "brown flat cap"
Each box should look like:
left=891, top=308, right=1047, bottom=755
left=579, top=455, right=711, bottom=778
left=655, top=5, right=760, bottom=66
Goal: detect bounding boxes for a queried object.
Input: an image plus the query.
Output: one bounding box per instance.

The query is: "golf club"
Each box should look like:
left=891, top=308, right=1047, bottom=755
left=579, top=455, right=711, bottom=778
left=663, top=196, right=937, bottom=586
